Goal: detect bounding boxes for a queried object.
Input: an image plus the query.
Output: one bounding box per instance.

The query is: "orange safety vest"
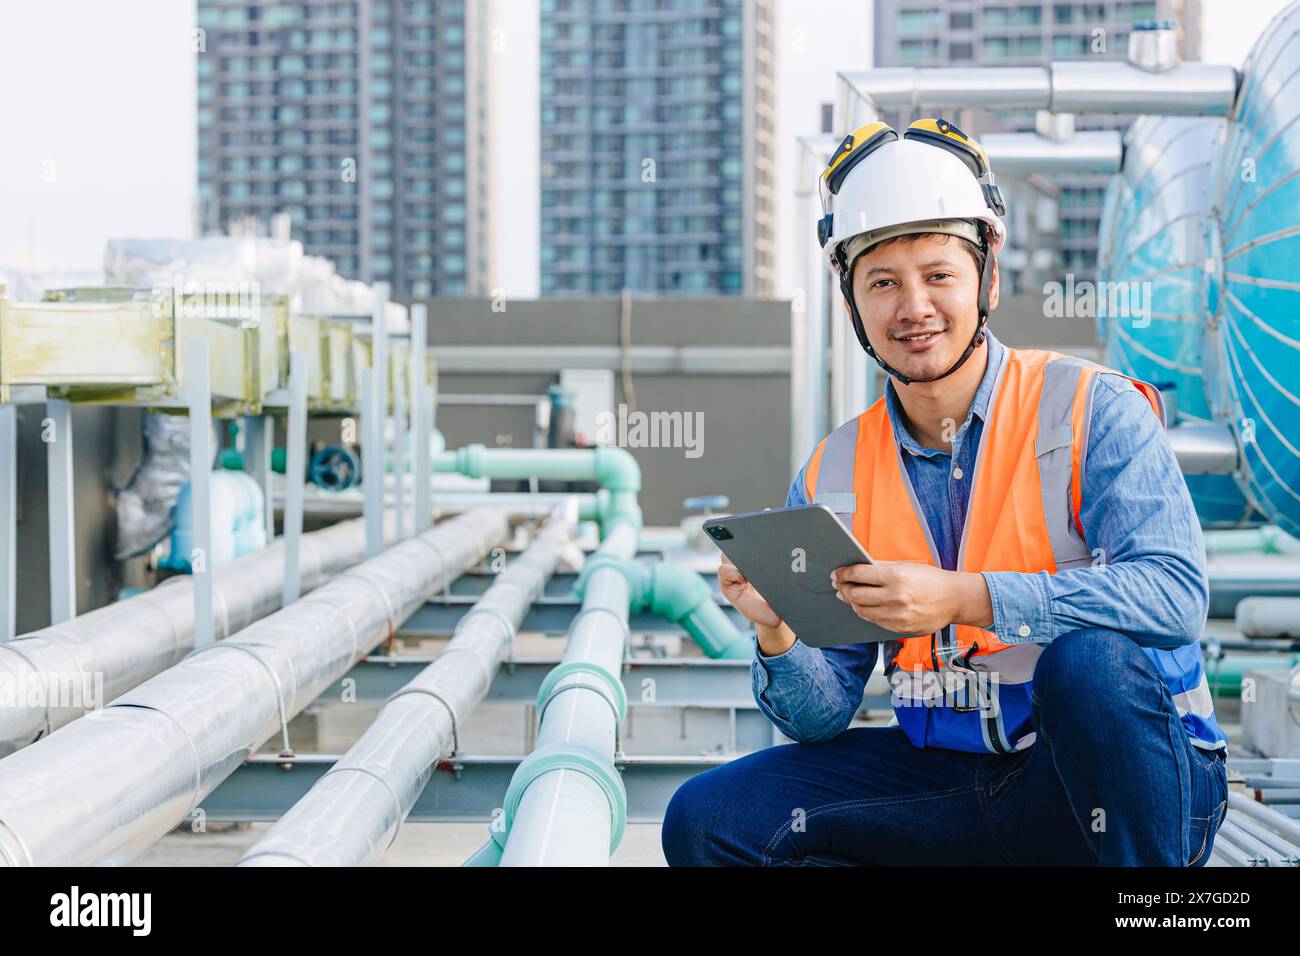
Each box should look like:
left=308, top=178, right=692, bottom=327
left=805, top=347, right=1166, bottom=753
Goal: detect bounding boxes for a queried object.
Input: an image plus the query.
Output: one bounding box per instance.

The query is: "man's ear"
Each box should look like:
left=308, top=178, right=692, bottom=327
left=987, top=257, right=1000, bottom=313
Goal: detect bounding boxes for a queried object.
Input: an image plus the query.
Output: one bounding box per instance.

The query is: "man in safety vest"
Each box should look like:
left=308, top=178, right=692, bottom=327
left=662, top=118, right=1229, bottom=867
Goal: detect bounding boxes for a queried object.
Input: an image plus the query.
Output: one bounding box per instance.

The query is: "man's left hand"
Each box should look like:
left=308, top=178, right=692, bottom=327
left=831, top=562, right=994, bottom=636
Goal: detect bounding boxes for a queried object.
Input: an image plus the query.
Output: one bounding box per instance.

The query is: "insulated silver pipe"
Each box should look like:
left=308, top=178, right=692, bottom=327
left=1050, top=61, right=1238, bottom=115
left=1222, top=812, right=1300, bottom=865
left=498, top=518, right=640, bottom=866
left=0, top=508, right=510, bottom=867
left=794, top=134, right=837, bottom=473
left=1217, top=819, right=1278, bottom=866
left=237, top=506, right=577, bottom=866
left=1167, top=422, right=1239, bottom=475
left=982, top=131, right=1123, bottom=175
left=838, top=62, right=1238, bottom=119
left=1227, top=791, right=1300, bottom=850
left=0, top=516, right=383, bottom=758
left=1234, top=597, right=1300, bottom=639
left=1211, top=831, right=1254, bottom=867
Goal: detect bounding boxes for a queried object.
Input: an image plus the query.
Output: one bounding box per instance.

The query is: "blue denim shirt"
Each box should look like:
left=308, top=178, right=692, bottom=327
left=752, top=332, right=1213, bottom=744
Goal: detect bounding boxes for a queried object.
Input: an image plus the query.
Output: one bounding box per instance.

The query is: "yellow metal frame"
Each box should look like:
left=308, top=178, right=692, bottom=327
left=1, top=286, right=435, bottom=419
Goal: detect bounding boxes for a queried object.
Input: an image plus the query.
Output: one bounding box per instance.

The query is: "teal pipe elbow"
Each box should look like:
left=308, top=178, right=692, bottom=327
left=602, top=559, right=750, bottom=660
left=646, top=562, right=751, bottom=659
left=591, top=446, right=640, bottom=492
left=681, top=598, right=753, bottom=660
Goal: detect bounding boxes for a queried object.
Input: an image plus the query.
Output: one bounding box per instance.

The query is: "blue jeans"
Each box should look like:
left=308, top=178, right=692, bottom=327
left=662, top=629, right=1229, bottom=866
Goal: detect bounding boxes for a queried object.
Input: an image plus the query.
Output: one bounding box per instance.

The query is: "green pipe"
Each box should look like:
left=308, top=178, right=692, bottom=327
left=462, top=839, right=504, bottom=867
left=468, top=524, right=640, bottom=866
left=1204, top=526, right=1300, bottom=556
left=436, top=445, right=643, bottom=537
left=636, top=561, right=751, bottom=659
left=576, top=555, right=751, bottom=660
left=218, top=447, right=286, bottom=474
left=469, top=537, right=751, bottom=864
left=1206, top=653, right=1299, bottom=698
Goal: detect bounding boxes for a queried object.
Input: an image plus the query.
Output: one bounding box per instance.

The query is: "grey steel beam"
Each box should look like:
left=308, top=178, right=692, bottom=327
left=430, top=344, right=791, bottom=375
left=242, top=414, right=275, bottom=543
left=427, top=566, right=715, bottom=597
left=325, top=654, right=758, bottom=705
left=200, top=752, right=731, bottom=824
left=410, top=303, right=431, bottom=534
left=0, top=405, right=15, bottom=640
left=281, top=350, right=309, bottom=606
left=400, top=599, right=746, bottom=636
left=187, top=338, right=215, bottom=648
left=45, top=398, right=76, bottom=625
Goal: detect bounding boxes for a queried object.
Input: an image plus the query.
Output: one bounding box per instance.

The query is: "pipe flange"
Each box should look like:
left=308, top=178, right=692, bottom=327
left=535, top=658, right=627, bottom=757
left=537, top=677, right=624, bottom=756
left=535, top=657, right=628, bottom=724
left=496, top=741, right=628, bottom=856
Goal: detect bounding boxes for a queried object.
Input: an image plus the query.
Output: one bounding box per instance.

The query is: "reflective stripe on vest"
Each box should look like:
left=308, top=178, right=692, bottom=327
left=805, top=347, right=1190, bottom=754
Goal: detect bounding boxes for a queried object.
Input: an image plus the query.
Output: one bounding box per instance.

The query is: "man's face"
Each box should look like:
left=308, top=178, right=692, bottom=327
left=849, top=233, right=998, bottom=383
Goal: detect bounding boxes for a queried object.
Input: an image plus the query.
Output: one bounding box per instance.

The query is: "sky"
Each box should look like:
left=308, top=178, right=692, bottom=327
left=0, top=0, right=1294, bottom=297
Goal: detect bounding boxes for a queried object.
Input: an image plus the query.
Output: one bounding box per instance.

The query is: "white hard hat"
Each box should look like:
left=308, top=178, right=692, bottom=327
left=819, top=119, right=1007, bottom=277
left=816, top=118, right=1008, bottom=386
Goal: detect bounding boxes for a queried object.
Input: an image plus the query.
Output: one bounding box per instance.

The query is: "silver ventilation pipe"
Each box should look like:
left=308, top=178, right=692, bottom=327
left=837, top=61, right=1238, bottom=125
left=0, top=515, right=386, bottom=757
left=0, top=508, right=510, bottom=866
left=792, top=135, right=836, bottom=476
left=982, top=130, right=1123, bottom=175
left=1167, top=422, right=1240, bottom=475
left=237, top=504, right=577, bottom=866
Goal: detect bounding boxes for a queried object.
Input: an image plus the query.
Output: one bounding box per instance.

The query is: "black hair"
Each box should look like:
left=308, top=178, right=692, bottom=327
left=856, top=231, right=986, bottom=278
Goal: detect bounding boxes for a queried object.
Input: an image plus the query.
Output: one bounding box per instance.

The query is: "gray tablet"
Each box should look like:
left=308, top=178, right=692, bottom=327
left=703, top=504, right=902, bottom=648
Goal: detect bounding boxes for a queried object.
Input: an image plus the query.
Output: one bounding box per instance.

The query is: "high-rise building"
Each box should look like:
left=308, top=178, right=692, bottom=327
left=539, top=0, right=776, bottom=296
left=871, top=0, right=1202, bottom=279
left=196, top=0, right=496, bottom=297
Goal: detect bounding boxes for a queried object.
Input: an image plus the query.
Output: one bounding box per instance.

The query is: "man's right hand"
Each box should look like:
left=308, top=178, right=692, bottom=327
left=718, top=561, right=797, bottom=656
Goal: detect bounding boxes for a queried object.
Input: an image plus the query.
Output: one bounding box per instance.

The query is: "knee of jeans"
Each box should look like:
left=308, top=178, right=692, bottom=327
left=1034, top=627, right=1145, bottom=707
left=660, top=774, right=719, bottom=866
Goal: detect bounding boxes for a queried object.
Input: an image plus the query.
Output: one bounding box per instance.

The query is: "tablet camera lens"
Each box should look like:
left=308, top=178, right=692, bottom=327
left=708, top=525, right=732, bottom=540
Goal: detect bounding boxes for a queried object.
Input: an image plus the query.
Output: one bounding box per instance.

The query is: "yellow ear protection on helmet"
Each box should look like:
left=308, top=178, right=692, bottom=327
left=903, top=118, right=1006, bottom=217
left=817, top=117, right=1003, bottom=386
left=816, top=122, right=897, bottom=249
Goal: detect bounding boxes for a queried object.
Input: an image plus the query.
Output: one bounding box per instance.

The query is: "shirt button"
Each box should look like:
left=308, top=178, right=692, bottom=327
left=1017, top=624, right=1032, bottom=638
left=952, top=467, right=964, bottom=480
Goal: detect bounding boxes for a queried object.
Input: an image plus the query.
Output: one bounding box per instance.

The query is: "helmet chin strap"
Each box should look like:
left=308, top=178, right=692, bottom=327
left=839, top=239, right=995, bottom=387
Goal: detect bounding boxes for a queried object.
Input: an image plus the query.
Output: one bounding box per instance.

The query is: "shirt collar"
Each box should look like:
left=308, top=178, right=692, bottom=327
left=883, top=331, right=1005, bottom=457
